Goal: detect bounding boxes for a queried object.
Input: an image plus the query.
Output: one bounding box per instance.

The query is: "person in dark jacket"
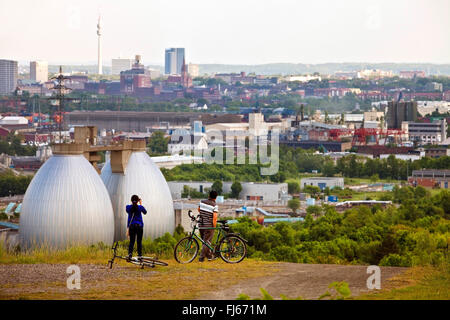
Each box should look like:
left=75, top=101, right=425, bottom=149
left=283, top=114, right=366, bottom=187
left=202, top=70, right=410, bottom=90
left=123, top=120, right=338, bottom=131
left=126, top=194, right=147, bottom=260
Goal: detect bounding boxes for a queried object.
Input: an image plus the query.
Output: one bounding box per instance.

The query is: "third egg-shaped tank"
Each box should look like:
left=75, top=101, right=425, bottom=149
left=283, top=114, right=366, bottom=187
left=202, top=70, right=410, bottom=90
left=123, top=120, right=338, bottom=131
left=100, top=151, right=175, bottom=241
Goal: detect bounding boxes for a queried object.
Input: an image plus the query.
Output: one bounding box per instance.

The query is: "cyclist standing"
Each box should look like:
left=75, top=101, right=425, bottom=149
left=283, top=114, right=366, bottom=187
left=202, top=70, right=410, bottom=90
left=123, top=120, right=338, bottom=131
left=198, top=190, right=218, bottom=262
left=126, top=194, right=147, bottom=260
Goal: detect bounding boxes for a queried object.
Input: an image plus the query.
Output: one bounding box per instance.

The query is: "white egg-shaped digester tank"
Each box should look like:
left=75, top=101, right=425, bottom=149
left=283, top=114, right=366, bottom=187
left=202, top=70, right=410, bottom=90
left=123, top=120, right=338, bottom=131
left=101, top=151, right=175, bottom=241
left=20, top=154, right=115, bottom=249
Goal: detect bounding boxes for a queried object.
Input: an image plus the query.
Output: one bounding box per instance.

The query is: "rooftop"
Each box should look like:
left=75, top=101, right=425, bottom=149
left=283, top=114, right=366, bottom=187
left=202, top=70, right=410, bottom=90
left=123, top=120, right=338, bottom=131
left=301, top=177, right=344, bottom=181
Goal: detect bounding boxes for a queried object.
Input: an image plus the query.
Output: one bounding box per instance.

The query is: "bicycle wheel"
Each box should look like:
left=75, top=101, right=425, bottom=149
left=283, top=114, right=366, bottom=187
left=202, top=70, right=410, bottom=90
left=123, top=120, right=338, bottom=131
left=219, top=235, right=247, bottom=263
left=174, top=236, right=199, bottom=264
left=140, top=256, right=169, bottom=267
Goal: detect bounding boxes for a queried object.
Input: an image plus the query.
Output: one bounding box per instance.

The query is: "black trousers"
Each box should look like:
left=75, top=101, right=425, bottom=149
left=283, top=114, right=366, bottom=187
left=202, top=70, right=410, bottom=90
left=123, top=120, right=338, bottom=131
left=128, top=224, right=143, bottom=256
left=199, top=229, right=215, bottom=259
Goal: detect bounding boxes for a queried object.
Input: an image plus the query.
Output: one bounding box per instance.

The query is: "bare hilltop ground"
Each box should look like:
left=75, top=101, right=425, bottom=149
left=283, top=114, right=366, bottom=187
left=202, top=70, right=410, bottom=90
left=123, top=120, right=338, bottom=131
left=0, top=260, right=409, bottom=300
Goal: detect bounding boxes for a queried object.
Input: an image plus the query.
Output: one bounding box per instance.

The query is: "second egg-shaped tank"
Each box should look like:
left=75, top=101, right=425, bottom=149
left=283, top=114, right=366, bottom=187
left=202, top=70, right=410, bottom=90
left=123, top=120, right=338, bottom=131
left=19, top=154, right=115, bottom=249
left=100, top=151, right=175, bottom=241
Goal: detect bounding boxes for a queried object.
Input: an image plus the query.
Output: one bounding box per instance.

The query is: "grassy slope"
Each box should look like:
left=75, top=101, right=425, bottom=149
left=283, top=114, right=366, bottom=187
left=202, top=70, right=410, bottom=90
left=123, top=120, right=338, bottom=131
left=0, top=245, right=112, bottom=265
left=356, top=265, right=450, bottom=300
left=1, top=244, right=449, bottom=300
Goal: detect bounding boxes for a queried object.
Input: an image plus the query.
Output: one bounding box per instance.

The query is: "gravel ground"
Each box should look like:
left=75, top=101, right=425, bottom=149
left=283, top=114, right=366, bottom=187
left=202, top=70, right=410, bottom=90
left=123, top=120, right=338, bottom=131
left=0, top=263, right=157, bottom=298
left=0, top=262, right=408, bottom=300
left=198, top=263, right=408, bottom=300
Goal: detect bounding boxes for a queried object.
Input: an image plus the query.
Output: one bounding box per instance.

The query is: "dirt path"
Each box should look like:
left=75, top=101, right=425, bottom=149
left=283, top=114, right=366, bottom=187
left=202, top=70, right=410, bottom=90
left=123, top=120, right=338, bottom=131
left=198, top=263, right=408, bottom=300
left=0, top=262, right=408, bottom=300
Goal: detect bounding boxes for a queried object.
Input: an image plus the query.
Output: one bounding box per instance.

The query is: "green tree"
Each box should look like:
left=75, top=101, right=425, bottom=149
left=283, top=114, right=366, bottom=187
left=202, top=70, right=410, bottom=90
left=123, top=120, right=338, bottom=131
left=288, top=181, right=300, bottom=194
left=231, top=181, right=242, bottom=199
left=211, top=180, right=223, bottom=195
left=306, top=205, right=322, bottom=217
left=370, top=174, right=379, bottom=184
left=287, top=198, right=300, bottom=214
left=321, top=160, right=335, bottom=177
left=303, top=185, right=321, bottom=197
left=148, top=131, right=169, bottom=155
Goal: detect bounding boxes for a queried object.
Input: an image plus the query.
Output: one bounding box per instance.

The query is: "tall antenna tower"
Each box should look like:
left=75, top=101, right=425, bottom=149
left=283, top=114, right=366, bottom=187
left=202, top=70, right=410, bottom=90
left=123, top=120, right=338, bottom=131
left=97, top=15, right=102, bottom=75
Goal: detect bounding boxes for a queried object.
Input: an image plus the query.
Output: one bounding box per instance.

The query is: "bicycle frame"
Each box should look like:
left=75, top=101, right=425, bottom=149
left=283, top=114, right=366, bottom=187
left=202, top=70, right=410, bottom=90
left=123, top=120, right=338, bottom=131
left=108, top=241, right=168, bottom=268
left=189, top=223, right=227, bottom=252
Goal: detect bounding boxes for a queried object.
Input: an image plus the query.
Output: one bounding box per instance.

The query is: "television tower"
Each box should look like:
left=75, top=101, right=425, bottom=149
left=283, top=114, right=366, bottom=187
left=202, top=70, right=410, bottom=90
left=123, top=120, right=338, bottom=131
left=97, top=15, right=102, bottom=75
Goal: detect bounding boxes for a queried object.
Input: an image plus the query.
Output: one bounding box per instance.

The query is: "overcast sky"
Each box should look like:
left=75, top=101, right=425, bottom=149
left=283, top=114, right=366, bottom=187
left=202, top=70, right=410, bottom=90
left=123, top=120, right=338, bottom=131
left=1, top=0, right=449, bottom=65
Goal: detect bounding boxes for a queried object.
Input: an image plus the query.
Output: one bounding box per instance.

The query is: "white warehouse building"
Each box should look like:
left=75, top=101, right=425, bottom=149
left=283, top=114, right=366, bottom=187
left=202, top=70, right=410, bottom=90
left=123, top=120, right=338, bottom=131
left=168, top=181, right=288, bottom=202
left=300, top=177, right=344, bottom=190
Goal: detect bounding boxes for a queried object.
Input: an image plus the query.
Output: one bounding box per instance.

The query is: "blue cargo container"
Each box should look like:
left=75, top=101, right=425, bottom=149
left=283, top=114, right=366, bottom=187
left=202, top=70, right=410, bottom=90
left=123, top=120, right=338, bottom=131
left=327, top=195, right=338, bottom=202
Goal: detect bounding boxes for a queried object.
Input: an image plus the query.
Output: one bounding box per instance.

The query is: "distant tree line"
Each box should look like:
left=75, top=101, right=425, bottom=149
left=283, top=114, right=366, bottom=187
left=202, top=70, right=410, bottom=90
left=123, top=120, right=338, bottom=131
left=230, top=187, right=450, bottom=267
left=0, top=171, right=33, bottom=197
left=163, top=145, right=450, bottom=183
left=0, top=133, right=37, bottom=157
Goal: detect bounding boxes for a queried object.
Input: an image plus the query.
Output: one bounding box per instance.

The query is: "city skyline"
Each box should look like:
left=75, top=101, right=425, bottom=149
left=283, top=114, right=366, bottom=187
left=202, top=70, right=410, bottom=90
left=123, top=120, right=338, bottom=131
left=1, top=0, right=450, bottom=66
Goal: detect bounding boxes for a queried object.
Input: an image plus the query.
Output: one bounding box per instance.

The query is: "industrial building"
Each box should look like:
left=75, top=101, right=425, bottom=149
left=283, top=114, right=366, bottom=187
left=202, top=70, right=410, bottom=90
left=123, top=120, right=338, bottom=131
left=425, top=148, right=450, bottom=158
left=409, top=169, right=450, bottom=189
left=300, top=177, right=344, bottom=190
left=120, top=55, right=152, bottom=93
left=66, top=111, right=200, bottom=132
left=404, top=120, right=447, bottom=144
left=387, top=101, right=418, bottom=129
left=167, top=181, right=288, bottom=202
left=281, top=140, right=352, bottom=152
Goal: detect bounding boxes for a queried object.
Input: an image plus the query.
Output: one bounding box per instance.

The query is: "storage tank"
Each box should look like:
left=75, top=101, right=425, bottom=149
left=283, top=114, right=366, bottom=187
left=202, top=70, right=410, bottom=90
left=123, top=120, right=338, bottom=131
left=20, top=154, right=115, bottom=249
left=101, top=151, right=175, bottom=241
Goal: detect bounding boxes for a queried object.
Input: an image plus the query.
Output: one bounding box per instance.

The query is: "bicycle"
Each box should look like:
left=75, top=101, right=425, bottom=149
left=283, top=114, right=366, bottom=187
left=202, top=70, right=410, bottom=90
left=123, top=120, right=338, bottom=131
left=108, top=241, right=168, bottom=269
left=174, top=210, right=248, bottom=264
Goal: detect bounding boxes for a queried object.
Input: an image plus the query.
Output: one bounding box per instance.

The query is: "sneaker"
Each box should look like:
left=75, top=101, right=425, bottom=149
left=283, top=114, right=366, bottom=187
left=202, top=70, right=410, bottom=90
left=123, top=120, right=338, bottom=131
left=207, top=257, right=216, bottom=261
left=126, top=255, right=132, bottom=262
left=198, top=257, right=205, bottom=262
left=138, top=256, right=143, bottom=261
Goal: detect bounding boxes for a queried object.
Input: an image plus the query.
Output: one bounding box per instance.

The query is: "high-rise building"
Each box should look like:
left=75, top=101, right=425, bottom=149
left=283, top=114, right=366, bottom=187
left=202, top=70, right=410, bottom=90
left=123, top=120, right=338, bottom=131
left=387, top=101, right=418, bottom=129
left=112, top=58, right=133, bottom=75
left=165, top=50, right=176, bottom=75
left=165, top=48, right=185, bottom=75
left=0, top=59, right=18, bottom=94
left=30, top=60, right=48, bottom=83
left=188, top=63, right=199, bottom=77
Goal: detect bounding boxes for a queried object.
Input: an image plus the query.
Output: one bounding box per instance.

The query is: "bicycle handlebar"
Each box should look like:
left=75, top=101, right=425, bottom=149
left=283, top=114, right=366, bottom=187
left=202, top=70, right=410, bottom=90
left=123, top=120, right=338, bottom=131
left=188, top=210, right=199, bottom=222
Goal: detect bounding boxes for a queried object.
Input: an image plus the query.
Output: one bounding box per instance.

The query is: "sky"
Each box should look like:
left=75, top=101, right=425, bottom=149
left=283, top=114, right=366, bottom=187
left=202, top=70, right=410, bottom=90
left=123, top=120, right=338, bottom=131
left=1, top=0, right=449, bottom=66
